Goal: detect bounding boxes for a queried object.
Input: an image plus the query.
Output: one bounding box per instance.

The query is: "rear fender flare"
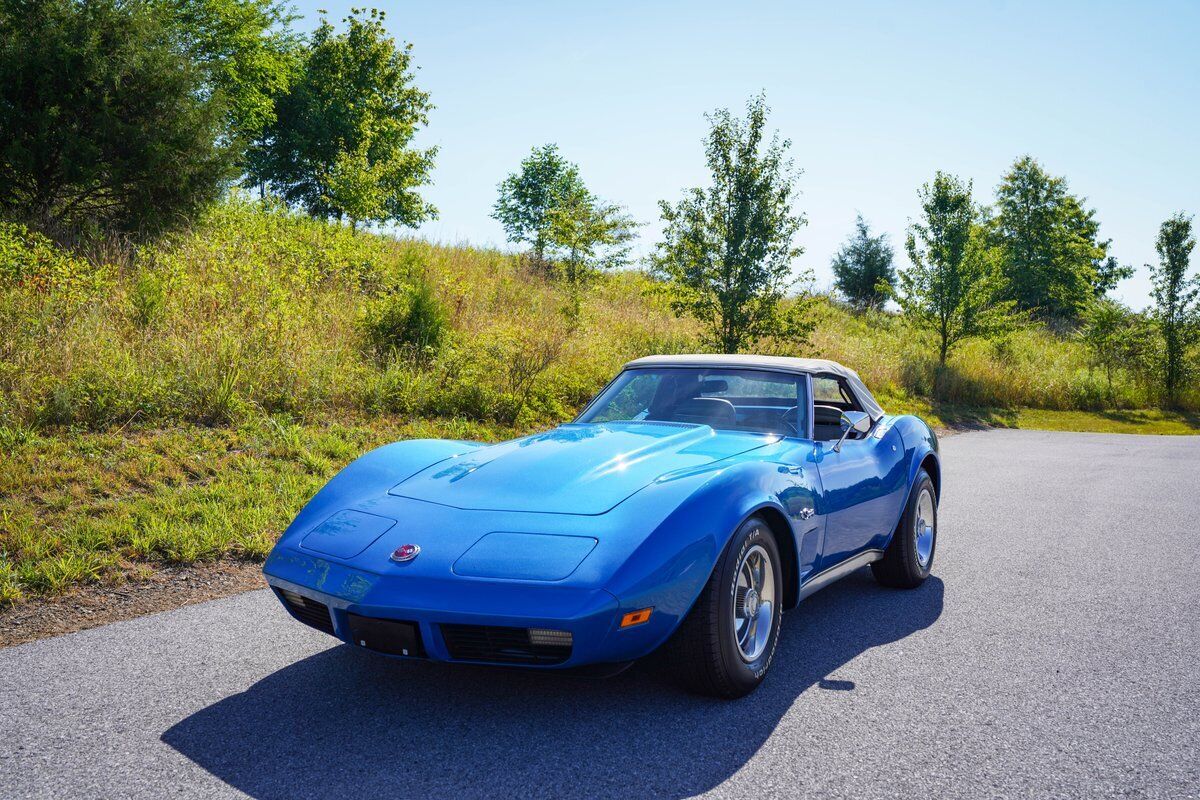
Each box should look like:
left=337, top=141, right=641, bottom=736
left=881, top=415, right=940, bottom=548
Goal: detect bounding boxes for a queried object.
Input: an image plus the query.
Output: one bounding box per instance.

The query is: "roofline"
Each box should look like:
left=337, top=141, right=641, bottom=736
left=622, top=360, right=822, bottom=377
left=622, top=354, right=849, bottom=377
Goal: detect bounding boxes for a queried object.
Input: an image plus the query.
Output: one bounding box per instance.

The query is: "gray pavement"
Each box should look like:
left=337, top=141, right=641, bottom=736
left=2, top=429, right=1198, bottom=799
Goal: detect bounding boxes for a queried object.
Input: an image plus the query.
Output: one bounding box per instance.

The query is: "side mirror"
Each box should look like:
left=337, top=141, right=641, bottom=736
left=833, top=410, right=872, bottom=452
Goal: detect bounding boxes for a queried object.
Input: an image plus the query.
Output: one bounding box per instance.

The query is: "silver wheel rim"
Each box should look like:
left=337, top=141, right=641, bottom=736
left=732, top=543, right=775, bottom=662
left=915, top=488, right=935, bottom=568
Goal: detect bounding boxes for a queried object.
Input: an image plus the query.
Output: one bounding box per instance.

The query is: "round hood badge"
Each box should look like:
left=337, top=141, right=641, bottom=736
left=390, top=543, right=420, bottom=563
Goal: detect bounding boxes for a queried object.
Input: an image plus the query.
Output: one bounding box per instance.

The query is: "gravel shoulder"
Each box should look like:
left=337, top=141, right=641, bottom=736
left=0, top=561, right=264, bottom=647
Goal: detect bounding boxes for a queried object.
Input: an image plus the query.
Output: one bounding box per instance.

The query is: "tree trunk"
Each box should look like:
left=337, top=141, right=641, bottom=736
left=1164, top=321, right=1179, bottom=408
left=533, top=233, right=547, bottom=275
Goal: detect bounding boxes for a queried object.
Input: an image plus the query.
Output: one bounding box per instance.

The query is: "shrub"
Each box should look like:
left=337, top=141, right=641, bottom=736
left=128, top=270, right=167, bottom=329
left=362, top=280, right=448, bottom=359
left=0, top=221, right=109, bottom=310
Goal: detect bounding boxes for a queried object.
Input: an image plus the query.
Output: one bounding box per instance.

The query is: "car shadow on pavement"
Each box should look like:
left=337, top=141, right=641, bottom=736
left=163, top=570, right=943, bottom=800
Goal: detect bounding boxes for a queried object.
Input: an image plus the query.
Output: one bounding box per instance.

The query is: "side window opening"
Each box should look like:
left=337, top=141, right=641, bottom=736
left=811, top=374, right=867, bottom=442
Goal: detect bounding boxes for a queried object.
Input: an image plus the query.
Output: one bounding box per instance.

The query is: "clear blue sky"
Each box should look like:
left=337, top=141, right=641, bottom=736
left=292, top=0, right=1198, bottom=309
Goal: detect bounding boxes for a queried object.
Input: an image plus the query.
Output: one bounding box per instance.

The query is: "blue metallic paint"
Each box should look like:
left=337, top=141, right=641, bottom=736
left=452, top=532, right=598, bottom=580
left=264, top=413, right=939, bottom=670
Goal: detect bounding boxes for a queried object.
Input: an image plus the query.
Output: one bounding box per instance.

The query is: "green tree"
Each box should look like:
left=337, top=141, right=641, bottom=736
left=991, top=155, right=1112, bottom=322
left=161, top=0, right=300, bottom=145
left=1094, top=255, right=1134, bottom=298
left=544, top=188, right=637, bottom=319
left=492, top=144, right=587, bottom=268
left=897, top=172, right=1016, bottom=366
left=1080, top=299, right=1156, bottom=402
left=652, top=94, right=811, bottom=354
left=1149, top=213, right=1198, bottom=407
left=0, top=0, right=235, bottom=233
left=249, top=8, right=436, bottom=228
left=831, top=214, right=895, bottom=309
left=319, top=140, right=397, bottom=231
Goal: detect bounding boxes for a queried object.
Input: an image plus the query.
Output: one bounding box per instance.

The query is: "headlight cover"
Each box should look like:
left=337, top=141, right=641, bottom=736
left=452, top=532, right=598, bottom=581
left=300, top=509, right=397, bottom=559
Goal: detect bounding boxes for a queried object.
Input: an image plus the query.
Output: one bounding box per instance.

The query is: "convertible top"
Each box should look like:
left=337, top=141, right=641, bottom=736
left=623, top=354, right=885, bottom=420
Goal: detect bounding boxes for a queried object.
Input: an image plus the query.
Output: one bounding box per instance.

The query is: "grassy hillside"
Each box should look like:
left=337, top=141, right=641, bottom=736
left=3, top=198, right=1185, bottom=434
left=1, top=200, right=690, bottom=432
left=1, top=199, right=1194, bottom=606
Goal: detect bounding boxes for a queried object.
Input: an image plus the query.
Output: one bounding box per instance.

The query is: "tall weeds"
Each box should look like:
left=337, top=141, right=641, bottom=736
left=0, top=198, right=1190, bottom=434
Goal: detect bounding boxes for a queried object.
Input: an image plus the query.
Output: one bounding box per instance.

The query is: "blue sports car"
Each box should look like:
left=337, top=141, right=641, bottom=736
left=264, top=354, right=941, bottom=697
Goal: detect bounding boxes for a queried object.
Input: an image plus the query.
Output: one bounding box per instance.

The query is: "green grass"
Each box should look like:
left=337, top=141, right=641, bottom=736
left=1013, top=408, right=1200, bottom=435
left=0, top=414, right=522, bottom=606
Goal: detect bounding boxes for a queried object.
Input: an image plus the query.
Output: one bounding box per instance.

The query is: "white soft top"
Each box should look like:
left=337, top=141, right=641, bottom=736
left=623, top=354, right=885, bottom=420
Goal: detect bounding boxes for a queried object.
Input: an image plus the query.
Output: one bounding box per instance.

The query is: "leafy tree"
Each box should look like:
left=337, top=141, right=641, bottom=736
left=0, top=0, right=235, bottom=233
left=991, top=155, right=1112, bottom=322
left=161, top=0, right=300, bottom=145
left=249, top=9, right=437, bottom=228
left=1080, top=299, right=1156, bottom=402
left=652, top=94, right=811, bottom=354
left=1094, top=255, right=1134, bottom=298
left=830, top=214, right=895, bottom=309
left=1149, top=213, right=1198, bottom=406
left=320, top=142, right=396, bottom=232
left=544, top=188, right=637, bottom=319
left=897, top=172, right=1016, bottom=366
left=492, top=144, right=587, bottom=267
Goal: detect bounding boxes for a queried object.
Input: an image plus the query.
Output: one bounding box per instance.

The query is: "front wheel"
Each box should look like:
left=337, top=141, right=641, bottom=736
left=872, top=469, right=937, bottom=588
left=667, top=516, right=783, bottom=698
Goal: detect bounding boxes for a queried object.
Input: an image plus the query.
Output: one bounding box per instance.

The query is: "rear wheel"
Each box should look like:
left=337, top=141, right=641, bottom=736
left=668, top=516, right=783, bottom=698
left=871, top=469, right=937, bottom=588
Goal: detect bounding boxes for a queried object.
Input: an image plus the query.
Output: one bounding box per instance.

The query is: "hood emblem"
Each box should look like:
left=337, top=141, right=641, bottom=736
left=390, top=543, right=421, bottom=563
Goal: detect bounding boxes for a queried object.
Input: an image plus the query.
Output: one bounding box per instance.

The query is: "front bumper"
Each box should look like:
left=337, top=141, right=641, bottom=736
left=263, top=547, right=671, bottom=668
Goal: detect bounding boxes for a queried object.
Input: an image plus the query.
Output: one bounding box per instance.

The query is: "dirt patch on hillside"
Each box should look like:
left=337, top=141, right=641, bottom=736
left=0, top=560, right=265, bottom=648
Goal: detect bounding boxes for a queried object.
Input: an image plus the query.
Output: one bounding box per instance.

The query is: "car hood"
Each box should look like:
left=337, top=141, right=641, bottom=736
left=387, top=421, right=774, bottom=515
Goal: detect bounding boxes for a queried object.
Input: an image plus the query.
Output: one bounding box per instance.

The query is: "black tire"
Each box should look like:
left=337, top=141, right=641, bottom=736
left=871, top=469, right=937, bottom=589
left=667, top=516, right=783, bottom=698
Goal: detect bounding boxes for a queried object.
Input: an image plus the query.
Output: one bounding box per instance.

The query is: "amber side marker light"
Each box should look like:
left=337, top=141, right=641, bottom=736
left=620, top=607, right=653, bottom=628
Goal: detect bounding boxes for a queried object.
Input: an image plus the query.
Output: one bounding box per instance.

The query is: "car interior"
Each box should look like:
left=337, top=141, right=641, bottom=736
left=583, top=369, right=876, bottom=441
left=643, top=374, right=804, bottom=435
left=810, top=374, right=872, bottom=442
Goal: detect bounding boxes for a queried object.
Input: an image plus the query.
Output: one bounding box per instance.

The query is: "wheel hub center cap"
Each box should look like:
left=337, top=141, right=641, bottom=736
left=744, top=589, right=759, bottom=618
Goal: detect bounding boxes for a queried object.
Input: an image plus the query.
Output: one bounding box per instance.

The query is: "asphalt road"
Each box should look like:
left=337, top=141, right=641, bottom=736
left=2, top=429, right=1198, bottom=799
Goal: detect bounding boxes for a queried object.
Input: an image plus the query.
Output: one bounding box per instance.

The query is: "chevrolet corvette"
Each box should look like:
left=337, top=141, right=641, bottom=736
left=264, top=354, right=941, bottom=697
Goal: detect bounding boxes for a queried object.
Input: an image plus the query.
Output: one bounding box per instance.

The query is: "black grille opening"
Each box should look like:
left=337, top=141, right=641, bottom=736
left=440, top=624, right=572, bottom=665
left=276, top=589, right=335, bottom=636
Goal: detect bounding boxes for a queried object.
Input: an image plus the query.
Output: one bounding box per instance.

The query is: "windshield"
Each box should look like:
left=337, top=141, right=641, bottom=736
left=576, top=368, right=809, bottom=437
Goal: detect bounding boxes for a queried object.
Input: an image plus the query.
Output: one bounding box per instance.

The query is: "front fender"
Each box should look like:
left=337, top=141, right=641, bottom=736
left=598, top=457, right=816, bottom=658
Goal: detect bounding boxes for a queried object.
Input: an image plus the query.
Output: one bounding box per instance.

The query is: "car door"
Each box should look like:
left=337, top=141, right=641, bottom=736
left=810, top=377, right=910, bottom=566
